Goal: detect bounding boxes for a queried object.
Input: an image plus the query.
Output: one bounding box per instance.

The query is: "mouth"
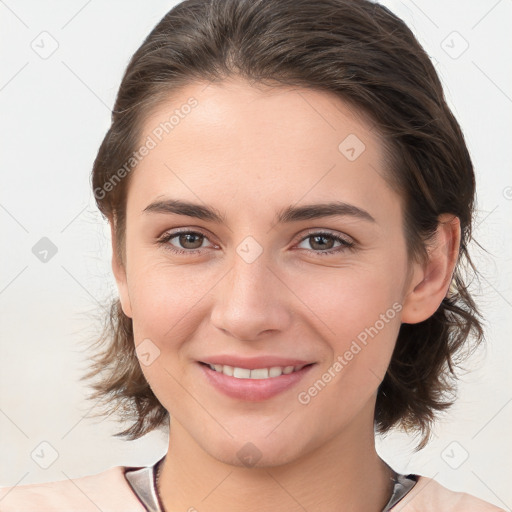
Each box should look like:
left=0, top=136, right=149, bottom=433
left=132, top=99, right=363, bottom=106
left=197, top=361, right=316, bottom=401
left=199, top=361, right=314, bottom=379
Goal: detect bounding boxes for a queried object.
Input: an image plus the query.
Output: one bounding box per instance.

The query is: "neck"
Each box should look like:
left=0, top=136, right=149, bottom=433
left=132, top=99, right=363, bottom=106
left=158, top=405, right=395, bottom=512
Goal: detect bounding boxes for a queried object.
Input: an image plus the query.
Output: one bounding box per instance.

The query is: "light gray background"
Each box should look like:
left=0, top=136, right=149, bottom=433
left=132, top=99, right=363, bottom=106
left=1, top=0, right=511, bottom=509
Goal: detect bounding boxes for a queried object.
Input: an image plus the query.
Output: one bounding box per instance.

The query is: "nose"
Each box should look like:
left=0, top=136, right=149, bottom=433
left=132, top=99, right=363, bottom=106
left=210, top=250, right=293, bottom=342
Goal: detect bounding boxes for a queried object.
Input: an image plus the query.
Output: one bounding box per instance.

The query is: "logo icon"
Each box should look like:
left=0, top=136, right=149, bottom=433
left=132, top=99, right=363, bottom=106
left=31, top=441, right=59, bottom=469
left=30, top=31, right=59, bottom=60
left=338, top=134, right=366, bottom=161
left=32, top=237, right=58, bottom=263
left=441, top=441, right=469, bottom=469
left=237, top=442, right=263, bottom=467
left=135, top=338, right=161, bottom=366
left=236, top=236, right=263, bottom=264
left=441, top=31, right=469, bottom=60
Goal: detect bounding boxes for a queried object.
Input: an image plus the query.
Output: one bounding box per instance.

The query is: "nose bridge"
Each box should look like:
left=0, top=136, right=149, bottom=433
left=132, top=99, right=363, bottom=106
left=210, top=237, right=291, bottom=340
left=225, top=242, right=275, bottom=311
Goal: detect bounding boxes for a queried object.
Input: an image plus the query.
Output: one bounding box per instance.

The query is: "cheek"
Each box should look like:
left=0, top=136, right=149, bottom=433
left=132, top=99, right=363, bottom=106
left=291, top=258, right=405, bottom=339
left=125, top=260, right=208, bottom=408
left=127, top=254, right=210, bottom=337
left=295, top=284, right=401, bottom=424
left=290, top=263, right=404, bottom=392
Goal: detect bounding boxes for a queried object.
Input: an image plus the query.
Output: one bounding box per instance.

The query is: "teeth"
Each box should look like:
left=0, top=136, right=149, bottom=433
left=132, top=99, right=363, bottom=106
left=207, top=363, right=307, bottom=379
left=221, top=364, right=233, bottom=376
left=250, top=368, right=269, bottom=379
left=269, top=366, right=283, bottom=377
left=233, top=367, right=251, bottom=378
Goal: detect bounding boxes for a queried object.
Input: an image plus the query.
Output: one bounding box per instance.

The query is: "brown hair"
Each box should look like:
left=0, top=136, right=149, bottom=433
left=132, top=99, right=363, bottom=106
left=84, top=0, right=484, bottom=450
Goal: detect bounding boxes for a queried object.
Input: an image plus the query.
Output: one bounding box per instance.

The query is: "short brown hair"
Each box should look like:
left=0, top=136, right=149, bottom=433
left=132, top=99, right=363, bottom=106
left=84, top=0, right=484, bottom=450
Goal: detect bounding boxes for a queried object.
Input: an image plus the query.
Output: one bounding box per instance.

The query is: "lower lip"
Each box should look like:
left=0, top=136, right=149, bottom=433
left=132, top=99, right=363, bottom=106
left=198, top=362, right=315, bottom=401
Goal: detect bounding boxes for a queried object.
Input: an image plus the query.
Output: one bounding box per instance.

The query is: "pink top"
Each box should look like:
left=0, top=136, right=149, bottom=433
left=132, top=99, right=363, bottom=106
left=0, top=458, right=505, bottom=512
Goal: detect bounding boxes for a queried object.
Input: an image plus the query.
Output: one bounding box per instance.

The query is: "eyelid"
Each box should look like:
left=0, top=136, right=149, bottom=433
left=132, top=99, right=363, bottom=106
left=158, top=226, right=216, bottom=242
left=295, top=228, right=355, bottom=245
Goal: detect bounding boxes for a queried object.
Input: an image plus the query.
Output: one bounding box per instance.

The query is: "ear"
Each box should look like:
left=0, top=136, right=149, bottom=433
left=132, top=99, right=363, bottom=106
left=110, top=220, right=133, bottom=318
left=401, top=214, right=461, bottom=324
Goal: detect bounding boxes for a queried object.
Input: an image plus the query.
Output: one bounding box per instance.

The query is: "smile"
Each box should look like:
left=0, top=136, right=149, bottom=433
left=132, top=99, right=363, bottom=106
left=198, top=362, right=316, bottom=401
left=204, top=363, right=311, bottom=379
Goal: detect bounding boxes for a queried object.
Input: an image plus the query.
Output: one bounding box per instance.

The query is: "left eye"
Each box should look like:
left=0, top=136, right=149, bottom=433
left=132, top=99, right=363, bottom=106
left=296, top=232, right=354, bottom=254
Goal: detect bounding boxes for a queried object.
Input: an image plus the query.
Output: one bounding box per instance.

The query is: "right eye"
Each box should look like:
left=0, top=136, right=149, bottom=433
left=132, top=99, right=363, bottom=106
left=157, top=230, right=215, bottom=255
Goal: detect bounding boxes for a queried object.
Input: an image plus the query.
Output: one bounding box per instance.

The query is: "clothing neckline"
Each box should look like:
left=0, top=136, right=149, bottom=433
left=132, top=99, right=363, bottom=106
left=124, top=456, right=418, bottom=512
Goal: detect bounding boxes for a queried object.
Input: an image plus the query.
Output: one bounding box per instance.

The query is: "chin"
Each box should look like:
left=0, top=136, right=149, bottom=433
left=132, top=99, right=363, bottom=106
left=219, top=446, right=300, bottom=469
left=199, top=429, right=313, bottom=469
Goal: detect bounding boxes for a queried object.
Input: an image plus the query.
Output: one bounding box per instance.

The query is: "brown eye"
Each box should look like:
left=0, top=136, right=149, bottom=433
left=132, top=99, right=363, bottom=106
left=157, top=230, right=212, bottom=255
left=308, top=234, right=336, bottom=251
left=175, top=232, right=205, bottom=250
left=297, top=232, right=355, bottom=255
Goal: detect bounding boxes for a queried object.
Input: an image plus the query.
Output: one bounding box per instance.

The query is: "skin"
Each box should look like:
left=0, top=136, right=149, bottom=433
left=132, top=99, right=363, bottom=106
left=111, top=78, right=460, bottom=512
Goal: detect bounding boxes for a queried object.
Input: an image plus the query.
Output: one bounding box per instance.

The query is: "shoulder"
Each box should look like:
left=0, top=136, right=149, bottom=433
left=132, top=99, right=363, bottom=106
left=391, top=474, right=506, bottom=512
left=0, top=465, right=146, bottom=512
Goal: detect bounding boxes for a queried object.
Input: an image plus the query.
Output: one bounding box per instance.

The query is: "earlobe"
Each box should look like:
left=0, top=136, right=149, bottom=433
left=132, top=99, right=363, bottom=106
left=110, top=220, right=133, bottom=319
left=401, top=214, right=461, bottom=324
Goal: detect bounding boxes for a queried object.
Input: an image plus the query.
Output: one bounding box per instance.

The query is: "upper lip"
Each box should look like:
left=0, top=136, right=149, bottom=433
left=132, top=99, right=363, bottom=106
left=199, top=355, right=315, bottom=370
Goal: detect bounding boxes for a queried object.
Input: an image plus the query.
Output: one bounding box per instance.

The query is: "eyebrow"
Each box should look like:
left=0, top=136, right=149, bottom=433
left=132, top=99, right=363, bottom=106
left=143, top=198, right=376, bottom=224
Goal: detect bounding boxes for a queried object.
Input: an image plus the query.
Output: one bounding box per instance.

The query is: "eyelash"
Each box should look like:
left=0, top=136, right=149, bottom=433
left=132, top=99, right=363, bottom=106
left=156, top=229, right=355, bottom=256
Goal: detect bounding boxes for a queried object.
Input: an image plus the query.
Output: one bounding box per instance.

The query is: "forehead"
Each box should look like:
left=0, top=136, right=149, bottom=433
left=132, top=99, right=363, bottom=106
left=128, top=78, right=398, bottom=223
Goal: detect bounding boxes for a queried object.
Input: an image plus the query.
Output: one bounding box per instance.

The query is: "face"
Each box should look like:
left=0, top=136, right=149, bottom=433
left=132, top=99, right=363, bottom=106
left=113, top=78, right=418, bottom=467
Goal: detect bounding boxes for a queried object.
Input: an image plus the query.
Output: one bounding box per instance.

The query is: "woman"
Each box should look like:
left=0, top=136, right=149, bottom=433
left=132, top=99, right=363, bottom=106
left=0, top=0, right=505, bottom=510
